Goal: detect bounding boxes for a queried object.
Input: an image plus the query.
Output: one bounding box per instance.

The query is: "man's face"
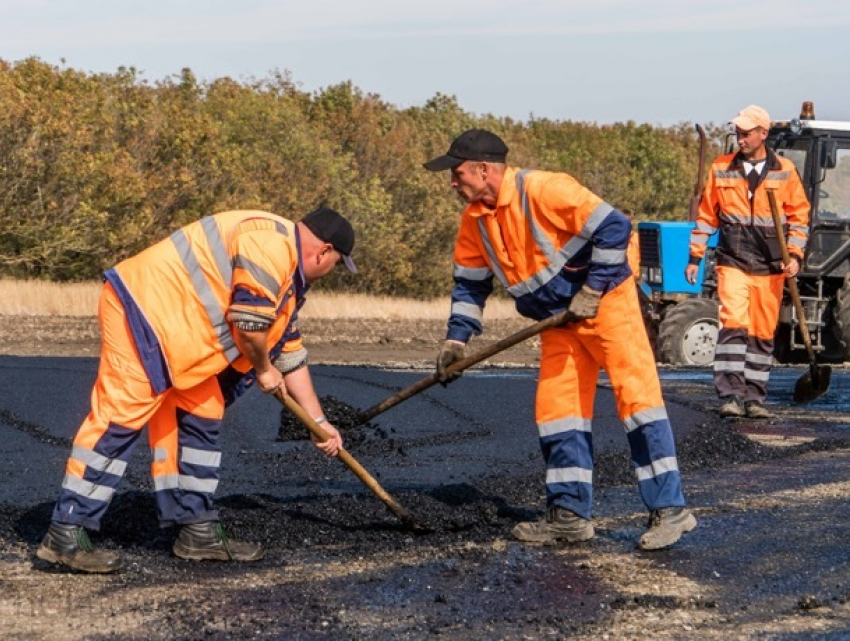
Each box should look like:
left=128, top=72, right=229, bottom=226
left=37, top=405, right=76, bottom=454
left=449, top=161, right=488, bottom=203
left=304, top=245, right=342, bottom=284
left=736, top=126, right=767, bottom=158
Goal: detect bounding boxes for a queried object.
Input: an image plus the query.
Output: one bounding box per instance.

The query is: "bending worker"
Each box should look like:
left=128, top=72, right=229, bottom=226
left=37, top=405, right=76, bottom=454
left=36, top=207, right=356, bottom=573
left=424, top=129, right=696, bottom=550
left=686, top=105, right=810, bottom=419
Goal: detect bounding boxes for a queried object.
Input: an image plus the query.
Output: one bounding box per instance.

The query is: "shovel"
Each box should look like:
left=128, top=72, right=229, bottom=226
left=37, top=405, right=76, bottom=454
left=766, top=190, right=831, bottom=403
left=274, top=388, right=427, bottom=532
left=355, top=308, right=571, bottom=424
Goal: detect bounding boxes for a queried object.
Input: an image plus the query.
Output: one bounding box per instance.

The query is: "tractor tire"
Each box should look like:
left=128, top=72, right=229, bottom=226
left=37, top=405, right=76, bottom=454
left=656, top=298, right=720, bottom=366
left=831, top=275, right=850, bottom=361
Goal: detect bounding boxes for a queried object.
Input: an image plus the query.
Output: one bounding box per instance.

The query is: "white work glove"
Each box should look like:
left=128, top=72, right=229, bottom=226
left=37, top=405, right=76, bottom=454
left=565, top=286, right=602, bottom=322
left=436, top=340, right=466, bottom=386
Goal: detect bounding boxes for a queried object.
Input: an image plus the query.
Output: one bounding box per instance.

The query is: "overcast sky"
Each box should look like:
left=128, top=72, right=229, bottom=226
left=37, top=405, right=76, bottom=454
left=1, top=0, right=848, bottom=126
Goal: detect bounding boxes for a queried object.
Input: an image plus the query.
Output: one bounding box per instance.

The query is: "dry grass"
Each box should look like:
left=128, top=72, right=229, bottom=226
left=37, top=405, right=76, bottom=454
left=0, top=280, right=517, bottom=320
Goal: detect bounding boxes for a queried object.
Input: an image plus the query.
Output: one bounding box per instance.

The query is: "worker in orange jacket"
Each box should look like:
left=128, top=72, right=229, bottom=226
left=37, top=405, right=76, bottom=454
left=687, top=105, right=810, bottom=419
left=424, top=129, right=696, bottom=550
left=36, top=207, right=356, bottom=573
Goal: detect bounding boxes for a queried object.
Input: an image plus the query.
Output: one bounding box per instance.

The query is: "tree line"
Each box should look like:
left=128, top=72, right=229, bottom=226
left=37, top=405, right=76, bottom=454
left=0, top=57, right=726, bottom=297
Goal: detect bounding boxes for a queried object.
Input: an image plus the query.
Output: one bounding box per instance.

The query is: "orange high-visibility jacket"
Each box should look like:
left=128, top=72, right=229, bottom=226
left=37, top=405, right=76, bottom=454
left=447, top=167, right=631, bottom=342
left=689, top=149, right=810, bottom=275
left=104, top=210, right=305, bottom=391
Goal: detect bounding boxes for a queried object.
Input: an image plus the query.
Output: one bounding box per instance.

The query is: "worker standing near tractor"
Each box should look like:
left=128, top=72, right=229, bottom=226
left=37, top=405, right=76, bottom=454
left=686, top=105, right=810, bottom=419
left=36, top=207, right=356, bottom=573
left=423, top=129, right=696, bottom=550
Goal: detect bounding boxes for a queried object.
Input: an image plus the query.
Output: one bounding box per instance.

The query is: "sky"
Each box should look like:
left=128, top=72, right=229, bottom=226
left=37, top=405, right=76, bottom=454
left=1, top=0, right=849, bottom=126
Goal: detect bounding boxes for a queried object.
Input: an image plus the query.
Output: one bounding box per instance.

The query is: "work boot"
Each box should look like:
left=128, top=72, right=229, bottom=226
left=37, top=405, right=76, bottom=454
left=511, top=507, right=594, bottom=543
left=718, top=396, right=745, bottom=418
left=172, top=521, right=264, bottom=562
left=36, top=523, right=124, bottom=573
left=745, top=401, right=772, bottom=419
left=638, top=507, right=697, bottom=550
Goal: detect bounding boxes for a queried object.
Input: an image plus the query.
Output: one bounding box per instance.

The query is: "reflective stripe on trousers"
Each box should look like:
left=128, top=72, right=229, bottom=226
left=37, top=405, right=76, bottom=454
left=535, top=277, right=686, bottom=518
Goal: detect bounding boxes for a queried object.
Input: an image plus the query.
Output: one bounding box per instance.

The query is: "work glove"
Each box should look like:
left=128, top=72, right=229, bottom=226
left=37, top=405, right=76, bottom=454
left=436, top=340, right=466, bottom=386
left=565, top=285, right=602, bottom=322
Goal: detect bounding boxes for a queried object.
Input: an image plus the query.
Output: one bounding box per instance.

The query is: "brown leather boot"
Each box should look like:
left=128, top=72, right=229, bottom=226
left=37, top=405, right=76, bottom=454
left=36, top=523, right=124, bottom=573
left=172, top=521, right=264, bottom=562
left=511, top=507, right=594, bottom=543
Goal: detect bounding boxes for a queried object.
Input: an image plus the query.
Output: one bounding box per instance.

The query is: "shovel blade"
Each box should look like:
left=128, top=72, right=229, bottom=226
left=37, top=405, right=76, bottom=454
left=792, top=364, right=832, bottom=404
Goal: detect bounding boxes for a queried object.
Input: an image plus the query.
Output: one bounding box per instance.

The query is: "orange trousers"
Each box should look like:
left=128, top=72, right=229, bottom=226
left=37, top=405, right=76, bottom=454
left=53, top=283, right=225, bottom=530
left=535, top=277, right=684, bottom=518
left=714, top=266, right=784, bottom=403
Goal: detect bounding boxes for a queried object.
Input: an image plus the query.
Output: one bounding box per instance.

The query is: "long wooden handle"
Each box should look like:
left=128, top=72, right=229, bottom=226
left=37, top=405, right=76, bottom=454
left=766, top=189, right=815, bottom=358
left=274, top=389, right=423, bottom=530
left=355, top=308, right=571, bottom=424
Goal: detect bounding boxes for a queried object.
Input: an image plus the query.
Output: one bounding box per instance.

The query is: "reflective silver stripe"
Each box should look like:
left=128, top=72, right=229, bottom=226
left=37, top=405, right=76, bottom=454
left=152, top=448, right=169, bottom=462
left=766, top=171, right=790, bottom=180
left=517, top=170, right=556, bottom=263
left=790, top=224, right=808, bottom=233
left=715, top=170, right=743, bottom=180
left=624, top=406, right=669, bottom=433
left=179, top=475, right=219, bottom=493
left=591, top=248, right=626, bottom=265
left=62, top=474, right=115, bottom=503
left=714, top=361, right=746, bottom=372
left=538, top=416, right=592, bottom=438
left=635, top=456, right=679, bottom=482
left=546, top=467, right=593, bottom=484
left=71, top=445, right=127, bottom=477
left=478, top=219, right=511, bottom=288
left=788, top=237, right=807, bottom=248
left=744, top=368, right=771, bottom=382
left=201, top=216, right=232, bottom=285
left=154, top=474, right=179, bottom=491
left=232, top=255, right=280, bottom=296
left=715, top=344, right=747, bottom=355
left=696, top=222, right=718, bottom=234
left=171, top=228, right=240, bottom=362
left=506, top=234, right=589, bottom=298
left=451, top=301, right=483, bottom=322
left=690, top=234, right=710, bottom=246
left=581, top=202, right=615, bottom=239
left=746, top=353, right=773, bottom=365
left=154, top=474, right=219, bottom=493
left=453, top=264, right=493, bottom=281
left=181, top=447, right=222, bottom=467
left=718, top=212, right=786, bottom=227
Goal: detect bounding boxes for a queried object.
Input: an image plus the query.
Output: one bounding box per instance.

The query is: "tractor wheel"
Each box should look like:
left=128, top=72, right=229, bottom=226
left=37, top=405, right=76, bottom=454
left=656, top=298, right=720, bottom=366
left=831, top=275, right=850, bottom=361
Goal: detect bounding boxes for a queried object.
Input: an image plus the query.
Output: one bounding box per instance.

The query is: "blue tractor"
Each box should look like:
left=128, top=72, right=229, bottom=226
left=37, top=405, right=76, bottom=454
left=638, top=102, right=850, bottom=366
left=637, top=221, right=719, bottom=365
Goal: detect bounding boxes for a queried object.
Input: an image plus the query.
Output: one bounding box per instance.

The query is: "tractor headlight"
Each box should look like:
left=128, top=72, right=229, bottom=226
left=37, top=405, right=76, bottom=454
left=643, top=267, right=662, bottom=284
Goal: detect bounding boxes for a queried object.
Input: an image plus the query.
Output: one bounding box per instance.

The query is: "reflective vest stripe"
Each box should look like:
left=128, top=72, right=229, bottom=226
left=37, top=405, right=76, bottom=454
left=233, top=255, right=281, bottom=295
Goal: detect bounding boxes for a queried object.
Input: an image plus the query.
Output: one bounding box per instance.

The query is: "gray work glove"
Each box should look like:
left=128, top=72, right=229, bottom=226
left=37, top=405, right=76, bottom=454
left=436, top=340, right=466, bottom=386
left=565, top=285, right=602, bottom=322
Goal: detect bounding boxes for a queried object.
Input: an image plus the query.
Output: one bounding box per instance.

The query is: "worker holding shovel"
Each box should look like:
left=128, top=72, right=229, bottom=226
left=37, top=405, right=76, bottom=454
left=424, top=129, right=696, bottom=550
left=36, top=207, right=355, bottom=573
left=686, top=105, right=811, bottom=418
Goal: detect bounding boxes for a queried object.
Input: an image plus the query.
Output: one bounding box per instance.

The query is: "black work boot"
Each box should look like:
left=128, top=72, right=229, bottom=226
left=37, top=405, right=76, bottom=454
left=36, top=523, right=124, bottom=573
left=172, top=521, right=265, bottom=562
left=511, top=506, right=594, bottom=543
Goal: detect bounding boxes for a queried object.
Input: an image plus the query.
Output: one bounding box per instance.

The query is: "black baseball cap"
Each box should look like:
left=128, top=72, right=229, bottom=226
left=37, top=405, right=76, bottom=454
left=301, top=207, right=357, bottom=273
left=423, top=129, right=509, bottom=171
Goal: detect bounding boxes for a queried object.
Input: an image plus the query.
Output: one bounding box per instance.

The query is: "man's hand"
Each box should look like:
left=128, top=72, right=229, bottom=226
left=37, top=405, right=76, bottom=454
left=256, top=366, right=284, bottom=395
left=436, top=340, right=466, bottom=385
left=312, top=422, right=342, bottom=457
left=565, top=286, right=602, bottom=322
left=782, top=257, right=800, bottom=278
left=685, top=264, right=699, bottom=285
